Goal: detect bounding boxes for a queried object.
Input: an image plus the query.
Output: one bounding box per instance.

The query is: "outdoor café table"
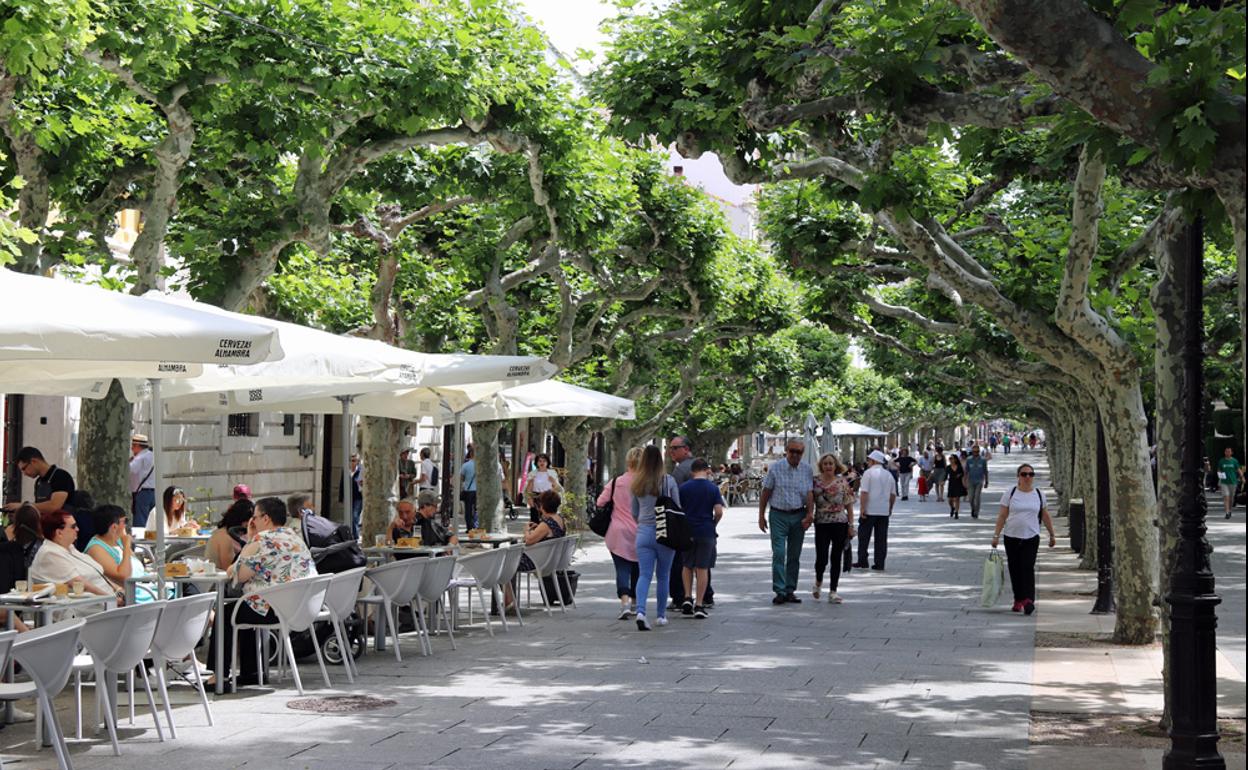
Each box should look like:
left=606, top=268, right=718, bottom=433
left=0, top=593, right=114, bottom=724
left=361, top=545, right=459, bottom=651
left=124, top=572, right=230, bottom=694
left=459, top=534, right=519, bottom=549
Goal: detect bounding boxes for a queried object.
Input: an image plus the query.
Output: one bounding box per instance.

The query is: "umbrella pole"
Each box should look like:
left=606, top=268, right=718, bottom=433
left=150, top=378, right=166, bottom=597
left=452, top=412, right=464, bottom=533
left=337, top=396, right=354, bottom=531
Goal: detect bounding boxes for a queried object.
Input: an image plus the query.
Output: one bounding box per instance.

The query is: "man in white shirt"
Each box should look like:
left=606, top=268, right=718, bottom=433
left=856, top=450, right=897, bottom=571
left=129, top=434, right=156, bottom=528
left=418, top=447, right=437, bottom=492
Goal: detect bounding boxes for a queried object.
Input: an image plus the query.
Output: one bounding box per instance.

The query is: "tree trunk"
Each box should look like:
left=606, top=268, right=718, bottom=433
left=1092, top=378, right=1159, bottom=644
left=1073, top=400, right=1099, bottom=570
left=76, top=380, right=131, bottom=509
left=471, top=420, right=504, bottom=531
left=360, top=416, right=400, bottom=543
left=606, top=427, right=629, bottom=475
left=551, top=424, right=591, bottom=532
left=1152, top=216, right=1186, bottom=730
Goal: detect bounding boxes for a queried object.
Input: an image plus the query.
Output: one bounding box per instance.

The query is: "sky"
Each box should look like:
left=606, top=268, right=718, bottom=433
left=515, top=0, right=755, bottom=207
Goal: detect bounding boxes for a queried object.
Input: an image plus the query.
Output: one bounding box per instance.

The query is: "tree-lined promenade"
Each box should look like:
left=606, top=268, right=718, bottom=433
left=1, top=0, right=1244, bottom=761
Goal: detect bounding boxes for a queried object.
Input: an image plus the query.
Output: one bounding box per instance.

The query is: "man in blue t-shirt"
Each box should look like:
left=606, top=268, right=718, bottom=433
left=678, top=458, right=725, bottom=618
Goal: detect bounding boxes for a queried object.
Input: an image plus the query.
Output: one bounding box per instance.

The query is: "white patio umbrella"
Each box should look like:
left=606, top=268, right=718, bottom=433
left=142, top=294, right=558, bottom=526
left=804, top=413, right=820, bottom=463
left=826, top=419, right=888, bottom=437
left=820, top=414, right=835, bottom=455
left=0, top=269, right=283, bottom=580
left=432, top=380, right=635, bottom=424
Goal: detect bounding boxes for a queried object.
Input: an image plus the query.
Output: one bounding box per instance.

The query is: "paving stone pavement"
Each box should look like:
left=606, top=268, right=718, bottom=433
left=0, top=449, right=1237, bottom=769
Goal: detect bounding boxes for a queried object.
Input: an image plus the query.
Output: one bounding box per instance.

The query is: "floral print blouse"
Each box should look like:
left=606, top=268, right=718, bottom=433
left=813, top=476, right=855, bottom=524
left=237, top=527, right=316, bottom=614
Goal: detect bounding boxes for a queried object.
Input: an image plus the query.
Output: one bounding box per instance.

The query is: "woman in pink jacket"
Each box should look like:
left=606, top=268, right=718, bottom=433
left=598, top=446, right=641, bottom=620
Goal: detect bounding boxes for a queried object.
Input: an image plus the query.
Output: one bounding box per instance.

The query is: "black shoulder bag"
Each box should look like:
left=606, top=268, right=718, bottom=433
left=589, top=477, right=616, bottom=536
left=655, top=477, right=693, bottom=551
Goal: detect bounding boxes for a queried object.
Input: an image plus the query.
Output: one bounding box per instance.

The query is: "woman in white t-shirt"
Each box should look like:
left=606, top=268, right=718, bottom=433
left=990, top=463, right=1057, bottom=615
left=524, top=453, right=563, bottom=523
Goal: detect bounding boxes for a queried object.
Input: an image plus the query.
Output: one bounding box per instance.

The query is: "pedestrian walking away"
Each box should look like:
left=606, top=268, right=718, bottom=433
left=599, top=447, right=641, bottom=619
left=856, top=450, right=896, bottom=570
left=630, top=445, right=681, bottom=630
left=678, top=458, right=724, bottom=618
left=758, top=438, right=814, bottom=605
left=666, top=435, right=700, bottom=610
left=1217, top=446, right=1245, bottom=519
left=990, top=463, right=1057, bottom=615
left=965, top=445, right=989, bottom=518
left=946, top=454, right=967, bottom=519
left=896, top=447, right=917, bottom=501
left=811, top=453, right=854, bottom=604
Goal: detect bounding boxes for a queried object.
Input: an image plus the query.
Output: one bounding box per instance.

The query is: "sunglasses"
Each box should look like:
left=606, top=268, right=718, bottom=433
left=1019, top=471, right=1035, bottom=477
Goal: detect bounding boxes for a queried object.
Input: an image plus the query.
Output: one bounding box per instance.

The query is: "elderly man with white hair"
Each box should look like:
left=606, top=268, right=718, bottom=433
left=855, top=449, right=898, bottom=571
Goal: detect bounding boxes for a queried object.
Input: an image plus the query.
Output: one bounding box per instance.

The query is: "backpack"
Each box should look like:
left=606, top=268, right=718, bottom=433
left=429, top=464, right=439, bottom=488
left=1007, top=486, right=1045, bottom=522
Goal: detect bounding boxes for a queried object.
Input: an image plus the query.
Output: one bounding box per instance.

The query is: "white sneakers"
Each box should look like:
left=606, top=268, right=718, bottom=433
left=655, top=616, right=668, bottom=627
left=636, top=614, right=651, bottom=631
left=829, top=591, right=843, bottom=604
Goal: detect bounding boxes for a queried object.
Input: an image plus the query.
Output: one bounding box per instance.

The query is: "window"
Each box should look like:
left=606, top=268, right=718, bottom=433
left=227, top=413, right=259, bottom=437
left=282, top=413, right=296, bottom=436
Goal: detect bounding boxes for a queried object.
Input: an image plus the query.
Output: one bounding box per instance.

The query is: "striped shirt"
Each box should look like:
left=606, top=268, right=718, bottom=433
left=763, top=460, right=814, bottom=511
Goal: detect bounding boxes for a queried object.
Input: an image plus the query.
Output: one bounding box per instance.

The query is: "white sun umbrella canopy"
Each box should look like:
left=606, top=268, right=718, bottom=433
left=433, top=380, right=636, bottom=424
left=0, top=270, right=284, bottom=583
left=820, top=414, right=835, bottom=455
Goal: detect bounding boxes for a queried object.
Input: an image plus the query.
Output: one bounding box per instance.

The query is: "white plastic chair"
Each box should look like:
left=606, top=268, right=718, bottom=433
left=357, top=558, right=426, bottom=662
left=496, top=544, right=525, bottom=629
left=7, top=619, right=84, bottom=770
left=149, top=592, right=216, bottom=737
left=0, top=629, right=23, bottom=769
left=451, top=548, right=507, bottom=637
left=79, top=602, right=166, bottom=755
left=231, top=574, right=332, bottom=695
left=522, top=538, right=565, bottom=615
left=414, top=555, right=459, bottom=653
left=316, top=567, right=366, bottom=682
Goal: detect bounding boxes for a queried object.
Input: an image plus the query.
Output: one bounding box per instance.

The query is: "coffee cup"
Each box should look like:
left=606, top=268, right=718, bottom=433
left=13, top=580, right=27, bottom=593
left=71, top=579, right=84, bottom=596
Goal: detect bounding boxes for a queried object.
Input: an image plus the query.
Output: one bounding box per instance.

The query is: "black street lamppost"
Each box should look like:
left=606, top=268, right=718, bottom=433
left=1163, top=214, right=1225, bottom=769
left=1090, top=414, right=1115, bottom=614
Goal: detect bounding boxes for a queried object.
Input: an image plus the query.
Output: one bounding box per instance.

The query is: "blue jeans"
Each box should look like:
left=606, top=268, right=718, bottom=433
left=635, top=524, right=674, bottom=618
left=351, top=498, right=363, bottom=539
left=769, top=509, right=807, bottom=596
left=610, top=552, right=639, bottom=600
left=132, top=488, right=155, bottom=529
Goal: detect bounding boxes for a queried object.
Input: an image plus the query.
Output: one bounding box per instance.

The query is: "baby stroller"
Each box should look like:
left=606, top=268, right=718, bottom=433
left=286, top=513, right=366, bottom=667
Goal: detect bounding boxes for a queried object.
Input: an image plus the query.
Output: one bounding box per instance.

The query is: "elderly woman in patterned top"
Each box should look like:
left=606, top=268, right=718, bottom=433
left=811, top=453, right=855, bottom=604
left=208, top=496, right=315, bottom=689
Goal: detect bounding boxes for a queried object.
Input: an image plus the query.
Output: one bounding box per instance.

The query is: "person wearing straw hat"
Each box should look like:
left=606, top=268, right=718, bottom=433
left=128, top=434, right=156, bottom=528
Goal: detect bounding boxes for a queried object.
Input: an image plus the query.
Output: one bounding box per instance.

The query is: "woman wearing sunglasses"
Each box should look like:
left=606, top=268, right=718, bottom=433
left=990, top=464, right=1057, bottom=615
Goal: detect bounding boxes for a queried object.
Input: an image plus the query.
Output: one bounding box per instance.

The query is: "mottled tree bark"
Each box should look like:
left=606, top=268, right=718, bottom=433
left=550, top=422, right=591, bottom=531
left=470, top=421, right=505, bottom=531
left=76, top=380, right=131, bottom=509
left=359, top=416, right=400, bottom=542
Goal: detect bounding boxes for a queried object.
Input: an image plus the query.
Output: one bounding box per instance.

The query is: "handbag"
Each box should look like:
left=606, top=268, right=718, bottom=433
left=588, top=477, right=616, bottom=537
left=841, top=538, right=853, bottom=573
left=980, top=548, right=1005, bottom=608
left=654, top=478, right=692, bottom=551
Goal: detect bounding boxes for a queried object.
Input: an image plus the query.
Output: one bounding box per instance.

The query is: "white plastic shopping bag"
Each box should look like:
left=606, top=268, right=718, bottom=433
left=980, top=548, right=1005, bottom=608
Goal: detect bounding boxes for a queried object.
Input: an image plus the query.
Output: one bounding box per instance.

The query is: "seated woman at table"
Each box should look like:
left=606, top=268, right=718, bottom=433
left=29, top=509, right=120, bottom=604
left=209, top=497, right=315, bottom=688
left=205, top=498, right=253, bottom=571
left=163, top=486, right=192, bottom=532
left=503, top=490, right=566, bottom=611
left=2, top=503, right=44, bottom=577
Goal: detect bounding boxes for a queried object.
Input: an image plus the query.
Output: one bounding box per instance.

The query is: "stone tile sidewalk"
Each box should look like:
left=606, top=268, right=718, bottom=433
left=0, top=449, right=1241, bottom=769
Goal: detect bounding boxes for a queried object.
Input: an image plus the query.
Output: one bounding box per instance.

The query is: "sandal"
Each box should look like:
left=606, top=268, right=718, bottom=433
left=812, top=583, right=821, bottom=599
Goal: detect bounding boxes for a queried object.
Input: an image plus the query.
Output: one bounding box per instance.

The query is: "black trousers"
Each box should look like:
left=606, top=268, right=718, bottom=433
left=209, top=602, right=277, bottom=683
left=1003, top=534, right=1040, bottom=603
left=814, top=522, right=849, bottom=590
left=857, top=515, right=890, bottom=568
